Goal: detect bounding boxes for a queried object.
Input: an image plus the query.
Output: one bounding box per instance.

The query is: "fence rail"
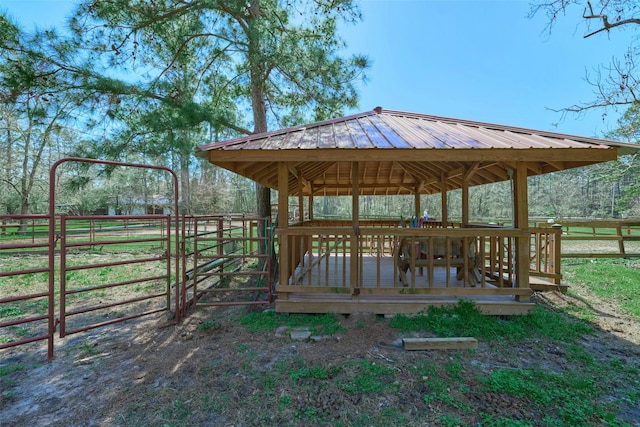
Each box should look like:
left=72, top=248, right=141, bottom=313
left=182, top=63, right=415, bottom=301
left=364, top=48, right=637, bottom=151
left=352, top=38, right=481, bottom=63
left=0, top=214, right=55, bottom=359
left=537, top=219, right=640, bottom=259
left=58, top=215, right=173, bottom=338
left=179, top=215, right=272, bottom=314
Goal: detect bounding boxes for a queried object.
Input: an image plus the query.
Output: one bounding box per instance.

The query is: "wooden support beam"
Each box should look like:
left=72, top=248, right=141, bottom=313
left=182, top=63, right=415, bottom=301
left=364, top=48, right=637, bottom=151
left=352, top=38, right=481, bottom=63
left=462, top=178, right=469, bottom=226
left=513, top=164, right=528, bottom=229
left=414, top=182, right=421, bottom=218
left=278, top=162, right=289, bottom=287
left=210, top=147, right=618, bottom=163
left=403, top=337, right=478, bottom=351
left=351, top=161, right=360, bottom=290
left=297, top=167, right=304, bottom=222
left=546, top=161, right=565, bottom=171
left=446, top=166, right=465, bottom=179
left=514, top=163, right=530, bottom=302
left=440, top=172, right=448, bottom=226
left=460, top=162, right=479, bottom=226
left=463, top=162, right=481, bottom=181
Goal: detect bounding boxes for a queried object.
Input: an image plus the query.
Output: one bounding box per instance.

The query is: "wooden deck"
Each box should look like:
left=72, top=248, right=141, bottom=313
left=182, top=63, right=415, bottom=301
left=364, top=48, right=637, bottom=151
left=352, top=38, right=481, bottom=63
left=276, top=255, right=536, bottom=315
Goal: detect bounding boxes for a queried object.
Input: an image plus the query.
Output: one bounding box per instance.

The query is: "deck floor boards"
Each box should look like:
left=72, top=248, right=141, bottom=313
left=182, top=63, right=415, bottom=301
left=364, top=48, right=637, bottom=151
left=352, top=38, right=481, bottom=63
left=278, top=254, right=536, bottom=315
left=292, top=254, right=488, bottom=289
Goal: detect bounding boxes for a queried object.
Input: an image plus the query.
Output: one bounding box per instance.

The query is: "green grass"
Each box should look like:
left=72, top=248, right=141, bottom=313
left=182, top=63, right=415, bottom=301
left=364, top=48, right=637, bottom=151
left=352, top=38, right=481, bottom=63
left=4, top=296, right=634, bottom=427
left=561, top=225, right=640, bottom=236
left=388, top=300, right=593, bottom=343
left=197, top=319, right=217, bottom=331
left=344, top=360, right=397, bottom=394
left=478, top=367, right=618, bottom=425
left=385, top=300, right=637, bottom=424
left=562, top=258, right=640, bottom=319
left=386, top=300, right=635, bottom=425
left=0, top=363, right=25, bottom=400
left=234, top=301, right=626, bottom=425
left=290, top=364, right=338, bottom=381
left=0, top=363, right=25, bottom=377
left=78, top=340, right=100, bottom=356
left=239, top=310, right=346, bottom=335
left=162, top=398, right=192, bottom=425
left=0, top=306, right=27, bottom=318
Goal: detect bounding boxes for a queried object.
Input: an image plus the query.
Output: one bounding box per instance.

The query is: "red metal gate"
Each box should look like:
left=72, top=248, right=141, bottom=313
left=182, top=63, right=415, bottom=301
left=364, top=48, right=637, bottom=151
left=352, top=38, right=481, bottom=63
left=1, top=158, right=273, bottom=361
left=1, top=158, right=180, bottom=360
left=179, top=214, right=273, bottom=316
left=58, top=214, right=175, bottom=338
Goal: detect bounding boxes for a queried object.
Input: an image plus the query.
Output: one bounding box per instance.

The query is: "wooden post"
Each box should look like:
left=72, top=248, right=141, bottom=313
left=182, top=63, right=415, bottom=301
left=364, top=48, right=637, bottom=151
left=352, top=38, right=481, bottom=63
left=297, top=170, right=304, bottom=223
left=278, top=162, right=289, bottom=290
left=513, top=164, right=530, bottom=301
left=351, top=161, right=359, bottom=291
left=440, top=172, right=448, bottom=227
left=414, top=183, right=421, bottom=219
left=617, top=225, right=625, bottom=256
left=462, top=163, right=478, bottom=226
left=462, top=179, right=469, bottom=227
left=552, top=224, right=562, bottom=285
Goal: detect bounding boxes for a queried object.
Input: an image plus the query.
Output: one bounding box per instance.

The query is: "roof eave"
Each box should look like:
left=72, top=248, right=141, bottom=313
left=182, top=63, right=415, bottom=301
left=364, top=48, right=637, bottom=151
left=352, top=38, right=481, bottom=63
left=203, top=147, right=619, bottom=163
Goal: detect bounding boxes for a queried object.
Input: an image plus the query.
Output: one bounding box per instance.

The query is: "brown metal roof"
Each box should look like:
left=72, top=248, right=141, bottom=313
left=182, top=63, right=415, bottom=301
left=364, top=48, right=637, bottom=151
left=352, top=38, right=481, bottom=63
left=197, top=108, right=639, bottom=196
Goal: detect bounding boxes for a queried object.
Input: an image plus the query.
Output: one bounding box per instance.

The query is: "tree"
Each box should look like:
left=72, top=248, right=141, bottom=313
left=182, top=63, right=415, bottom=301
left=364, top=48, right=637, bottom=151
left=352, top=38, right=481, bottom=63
left=529, top=1, right=640, bottom=218
left=600, top=104, right=640, bottom=216
left=68, top=0, right=368, bottom=259
left=2, top=0, right=368, bottom=238
left=529, top=0, right=640, bottom=115
left=0, top=17, right=82, bottom=226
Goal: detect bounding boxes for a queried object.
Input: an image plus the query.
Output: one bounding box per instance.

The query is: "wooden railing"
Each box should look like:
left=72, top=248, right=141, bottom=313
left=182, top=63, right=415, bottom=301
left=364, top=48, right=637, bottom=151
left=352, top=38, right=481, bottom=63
left=529, top=227, right=562, bottom=284
left=276, top=225, right=531, bottom=299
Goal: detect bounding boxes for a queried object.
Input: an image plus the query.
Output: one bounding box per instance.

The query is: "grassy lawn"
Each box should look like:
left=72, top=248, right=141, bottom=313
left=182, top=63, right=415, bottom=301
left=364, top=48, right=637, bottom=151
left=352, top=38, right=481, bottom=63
left=561, top=258, right=640, bottom=319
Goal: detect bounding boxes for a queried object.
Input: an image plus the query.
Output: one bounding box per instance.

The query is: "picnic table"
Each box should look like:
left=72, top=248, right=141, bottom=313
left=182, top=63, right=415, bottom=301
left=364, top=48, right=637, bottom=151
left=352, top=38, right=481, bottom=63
left=395, top=236, right=482, bottom=287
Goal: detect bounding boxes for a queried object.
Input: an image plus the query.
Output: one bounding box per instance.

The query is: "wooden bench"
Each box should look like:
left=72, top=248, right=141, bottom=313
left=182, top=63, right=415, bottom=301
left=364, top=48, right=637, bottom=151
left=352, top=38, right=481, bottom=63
left=395, top=237, right=481, bottom=287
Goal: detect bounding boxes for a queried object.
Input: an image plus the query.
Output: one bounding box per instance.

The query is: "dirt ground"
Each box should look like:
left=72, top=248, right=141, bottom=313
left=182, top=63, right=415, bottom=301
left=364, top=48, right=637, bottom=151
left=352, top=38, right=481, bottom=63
left=1, top=284, right=639, bottom=426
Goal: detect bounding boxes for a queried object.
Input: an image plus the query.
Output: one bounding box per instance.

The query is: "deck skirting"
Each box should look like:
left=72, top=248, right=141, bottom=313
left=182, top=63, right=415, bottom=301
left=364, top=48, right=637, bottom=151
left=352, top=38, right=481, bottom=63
left=275, top=292, right=535, bottom=316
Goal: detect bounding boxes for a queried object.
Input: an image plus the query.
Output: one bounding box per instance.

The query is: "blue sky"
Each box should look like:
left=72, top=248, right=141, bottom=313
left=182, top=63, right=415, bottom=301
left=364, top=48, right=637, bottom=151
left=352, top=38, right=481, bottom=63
left=1, top=0, right=634, bottom=138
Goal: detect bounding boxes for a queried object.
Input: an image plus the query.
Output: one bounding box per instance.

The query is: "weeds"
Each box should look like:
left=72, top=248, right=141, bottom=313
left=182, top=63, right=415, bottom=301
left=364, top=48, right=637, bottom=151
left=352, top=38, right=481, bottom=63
left=341, top=360, right=397, bottom=394
left=0, top=363, right=25, bottom=400
left=78, top=340, right=99, bottom=356
left=0, top=306, right=27, bottom=318
left=290, top=365, right=331, bottom=381
left=197, top=319, right=217, bottom=331
left=0, top=363, right=24, bottom=377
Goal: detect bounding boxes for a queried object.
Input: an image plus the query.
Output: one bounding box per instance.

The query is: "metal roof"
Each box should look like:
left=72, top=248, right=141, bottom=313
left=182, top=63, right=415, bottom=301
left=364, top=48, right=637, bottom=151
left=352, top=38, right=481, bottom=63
left=197, top=108, right=639, bottom=196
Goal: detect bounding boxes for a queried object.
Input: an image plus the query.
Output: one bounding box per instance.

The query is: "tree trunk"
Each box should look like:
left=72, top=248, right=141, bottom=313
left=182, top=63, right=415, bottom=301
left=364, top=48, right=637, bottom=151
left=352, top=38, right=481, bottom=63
left=2, top=123, right=12, bottom=233
left=180, top=153, right=191, bottom=215
left=247, top=0, right=276, bottom=284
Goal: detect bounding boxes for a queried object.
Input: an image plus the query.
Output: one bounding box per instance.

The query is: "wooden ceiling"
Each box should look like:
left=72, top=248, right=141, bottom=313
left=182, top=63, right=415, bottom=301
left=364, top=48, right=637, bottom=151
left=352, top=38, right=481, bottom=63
left=197, top=108, right=639, bottom=196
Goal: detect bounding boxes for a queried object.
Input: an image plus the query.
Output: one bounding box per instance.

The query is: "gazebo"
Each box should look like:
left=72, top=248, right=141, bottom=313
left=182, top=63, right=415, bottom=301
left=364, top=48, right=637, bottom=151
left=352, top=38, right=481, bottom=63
left=197, top=108, right=639, bottom=315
